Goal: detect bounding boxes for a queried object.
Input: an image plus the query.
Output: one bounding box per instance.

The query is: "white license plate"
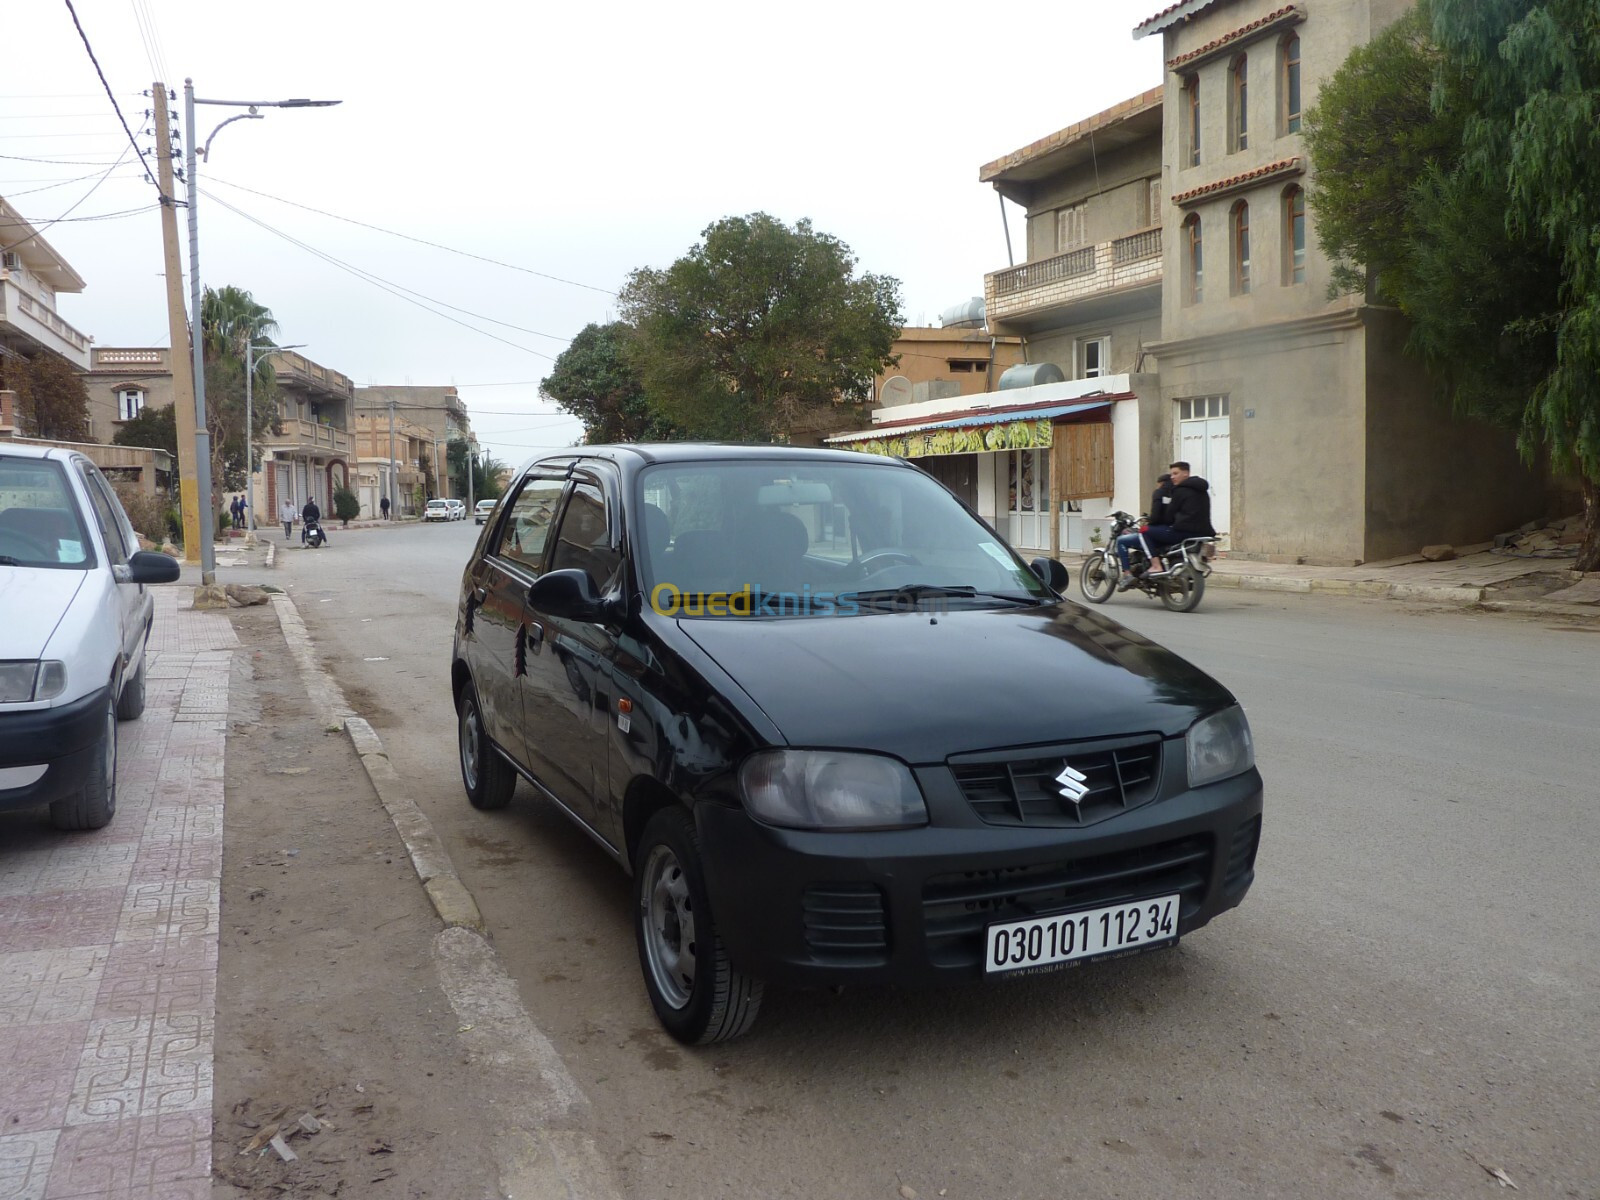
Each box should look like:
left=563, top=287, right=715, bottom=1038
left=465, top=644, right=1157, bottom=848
left=984, top=894, right=1179, bottom=976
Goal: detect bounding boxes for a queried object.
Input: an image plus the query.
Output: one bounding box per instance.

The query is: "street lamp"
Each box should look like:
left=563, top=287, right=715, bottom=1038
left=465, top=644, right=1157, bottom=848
left=184, top=79, right=340, bottom=586
left=244, top=340, right=305, bottom=533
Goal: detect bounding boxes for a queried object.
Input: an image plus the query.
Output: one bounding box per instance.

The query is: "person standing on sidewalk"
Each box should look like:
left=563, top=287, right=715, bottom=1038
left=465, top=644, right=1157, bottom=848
left=280, top=498, right=297, bottom=540
left=380, top=495, right=391, bottom=520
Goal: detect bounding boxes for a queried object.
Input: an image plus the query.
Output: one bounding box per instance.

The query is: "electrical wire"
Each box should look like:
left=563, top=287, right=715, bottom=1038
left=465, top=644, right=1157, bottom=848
left=204, top=173, right=618, bottom=297
left=201, top=190, right=567, bottom=361
left=0, top=168, right=137, bottom=196
left=61, top=0, right=162, bottom=197
left=1, top=143, right=136, bottom=252
left=0, top=152, right=126, bottom=165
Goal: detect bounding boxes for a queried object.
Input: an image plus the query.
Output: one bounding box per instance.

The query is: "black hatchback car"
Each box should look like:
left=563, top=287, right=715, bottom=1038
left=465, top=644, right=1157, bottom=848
left=452, top=444, right=1261, bottom=1043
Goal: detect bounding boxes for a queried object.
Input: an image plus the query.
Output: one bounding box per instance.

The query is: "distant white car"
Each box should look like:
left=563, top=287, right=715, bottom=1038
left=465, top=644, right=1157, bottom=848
left=446, top=499, right=467, bottom=521
left=474, top=499, right=497, bottom=525
left=0, top=444, right=180, bottom=830
left=424, top=499, right=453, bottom=522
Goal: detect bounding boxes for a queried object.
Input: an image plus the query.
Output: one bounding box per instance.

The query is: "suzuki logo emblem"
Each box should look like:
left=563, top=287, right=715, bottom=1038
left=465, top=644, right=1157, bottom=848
left=1055, top=763, right=1090, bottom=806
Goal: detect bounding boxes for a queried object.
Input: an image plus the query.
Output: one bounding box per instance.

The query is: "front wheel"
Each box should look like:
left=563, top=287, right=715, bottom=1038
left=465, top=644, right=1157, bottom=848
left=1079, top=553, right=1117, bottom=604
left=634, top=808, right=763, bottom=1044
left=50, top=693, right=117, bottom=830
left=1158, top=566, right=1205, bottom=612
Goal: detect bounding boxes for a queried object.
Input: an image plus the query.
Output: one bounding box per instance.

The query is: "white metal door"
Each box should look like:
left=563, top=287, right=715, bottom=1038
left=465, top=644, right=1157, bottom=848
left=1177, top=396, right=1230, bottom=539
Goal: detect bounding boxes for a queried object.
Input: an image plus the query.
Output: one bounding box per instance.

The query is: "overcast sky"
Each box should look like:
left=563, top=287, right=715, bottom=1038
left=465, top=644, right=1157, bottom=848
left=4, top=0, right=1162, bottom=468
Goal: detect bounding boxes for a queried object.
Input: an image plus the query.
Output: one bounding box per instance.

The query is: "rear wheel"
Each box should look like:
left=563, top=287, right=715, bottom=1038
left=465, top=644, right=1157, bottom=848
left=1079, top=553, right=1117, bottom=604
left=1158, top=565, right=1205, bottom=612
left=635, top=807, right=763, bottom=1044
left=50, top=693, right=117, bottom=831
left=458, top=683, right=515, bottom=810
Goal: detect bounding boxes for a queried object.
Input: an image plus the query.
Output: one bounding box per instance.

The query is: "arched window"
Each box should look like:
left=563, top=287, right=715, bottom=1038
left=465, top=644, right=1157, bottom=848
left=1281, top=33, right=1302, bottom=134
left=1184, top=213, right=1204, bottom=304
left=1183, top=75, right=1201, bottom=166
left=1231, top=201, right=1251, bottom=295
left=1284, top=186, right=1307, bottom=284
left=117, top=387, right=145, bottom=421
left=1229, top=55, right=1249, bottom=152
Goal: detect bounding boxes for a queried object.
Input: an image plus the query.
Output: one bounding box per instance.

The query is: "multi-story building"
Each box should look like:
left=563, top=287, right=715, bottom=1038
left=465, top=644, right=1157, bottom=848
left=0, top=196, right=92, bottom=372
left=351, top=409, right=432, bottom=518
left=353, top=385, right=477, bottom=501
left=84, top=347, right=178, bottom=445
left=259, top=349, right=354, bottom=518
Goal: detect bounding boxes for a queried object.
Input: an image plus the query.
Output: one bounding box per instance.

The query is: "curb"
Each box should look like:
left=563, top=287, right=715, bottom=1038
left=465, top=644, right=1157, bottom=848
left=1203, top=571, right=1487, bottom=605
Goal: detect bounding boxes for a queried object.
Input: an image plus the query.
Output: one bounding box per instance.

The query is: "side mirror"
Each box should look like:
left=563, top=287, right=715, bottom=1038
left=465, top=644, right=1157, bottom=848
left=125, top=550, right=181, bottom=584
left=1029, top=556, right=1070, bottom=594
left=528, top=568, right=613, bottom=623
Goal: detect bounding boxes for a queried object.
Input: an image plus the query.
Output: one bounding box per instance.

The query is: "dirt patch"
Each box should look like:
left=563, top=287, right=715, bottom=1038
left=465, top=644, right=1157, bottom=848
left=1483, top=571, right=1576, bottom=600
left=213, top=608, right=500, bottom=1198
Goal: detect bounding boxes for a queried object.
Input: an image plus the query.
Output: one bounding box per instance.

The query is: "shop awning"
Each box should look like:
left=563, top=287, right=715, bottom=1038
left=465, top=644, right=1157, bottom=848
left=826, top=399, right=1113, bottom=459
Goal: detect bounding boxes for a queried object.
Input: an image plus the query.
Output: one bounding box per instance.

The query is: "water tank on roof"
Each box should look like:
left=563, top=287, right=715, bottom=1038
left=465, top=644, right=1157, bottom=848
left=997, top=362, right=1066, bottom=390
left=939, top=297, right=987, bottom=329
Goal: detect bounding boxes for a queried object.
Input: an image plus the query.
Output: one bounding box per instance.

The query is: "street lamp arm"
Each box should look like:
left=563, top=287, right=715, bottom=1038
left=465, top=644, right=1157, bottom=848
left=199, top=112, right=262, bottom=162
left=193, top=97, right=342, bottom=108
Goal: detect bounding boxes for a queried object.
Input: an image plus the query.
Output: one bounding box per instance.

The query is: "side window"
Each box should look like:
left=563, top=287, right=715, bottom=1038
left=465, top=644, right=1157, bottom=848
left=549, top=481, right=622, bottom=589
left=78, top=464, right=131, bottom=565
left=492, top=476, right=565, bottom=573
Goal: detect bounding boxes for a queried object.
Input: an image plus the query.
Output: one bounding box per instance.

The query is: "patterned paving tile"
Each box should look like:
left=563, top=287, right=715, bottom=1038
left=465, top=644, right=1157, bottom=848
left=43, top=1112, right=208, bottom=1199
left=64, top=1015, right=211, bottom=1127
left=137, top=806, right=222, bottom=853
left=112, top=882, right=218, bottom=946
left=0, top=948, right=108, bottom=1027
left=0, top=1129, right=58, bottom=1200
left=10, top=848, right=138, bottom=900
left=0, top=1023, right=87, bottom=1134
left=0, top=892, right=124, bottom=956
left=126, top=839, right=220, bottom=887
left=92, top=945, right=214, bottom=1026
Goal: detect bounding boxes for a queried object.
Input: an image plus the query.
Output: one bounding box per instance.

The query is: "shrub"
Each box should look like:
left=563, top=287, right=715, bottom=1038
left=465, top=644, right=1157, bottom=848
left=332, top=486, right=361, bottom=527
left=112, top=484, right=172, bottom=548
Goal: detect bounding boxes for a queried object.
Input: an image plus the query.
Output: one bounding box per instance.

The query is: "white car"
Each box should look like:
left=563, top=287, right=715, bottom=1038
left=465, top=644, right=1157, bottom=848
left=446, top=499, right=467, bottom=521
left=0, top=444, right=179, bottom=830
left=474, top=499, right=496, bottom=525
left=424, top=499, right=453, bottom=522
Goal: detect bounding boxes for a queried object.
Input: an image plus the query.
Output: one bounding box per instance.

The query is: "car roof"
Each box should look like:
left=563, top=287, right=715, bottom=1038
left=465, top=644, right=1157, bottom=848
left=0, top=443, right=77, bottom=462
left=518, top=442, right=911, bottom=472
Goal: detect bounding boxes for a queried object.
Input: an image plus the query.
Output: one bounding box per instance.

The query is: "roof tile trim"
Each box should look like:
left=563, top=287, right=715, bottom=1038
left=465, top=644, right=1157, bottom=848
left=1134, top=0, right=1230, bottom=37
left=1167, top=5, right=1304, bottom=70
left=1170, top=157, right=1302, bottom=205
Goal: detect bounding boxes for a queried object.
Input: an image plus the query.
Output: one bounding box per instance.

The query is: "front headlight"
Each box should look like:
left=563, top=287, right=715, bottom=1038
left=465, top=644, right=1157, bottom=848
left=1186, top=705, right=1255, bottom=788
left=0, top=661, right=67, bottom=704
left=739, top=750, right=928, bottom=830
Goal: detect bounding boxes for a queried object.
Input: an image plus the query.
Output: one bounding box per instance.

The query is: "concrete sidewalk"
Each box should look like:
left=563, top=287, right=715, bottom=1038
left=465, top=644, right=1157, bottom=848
left=0, top=587, right=236, bottom=1200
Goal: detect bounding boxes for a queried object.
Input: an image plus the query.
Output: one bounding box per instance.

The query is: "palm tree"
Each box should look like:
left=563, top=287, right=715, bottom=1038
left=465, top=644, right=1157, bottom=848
left=201, top=285, right=277, bottom=386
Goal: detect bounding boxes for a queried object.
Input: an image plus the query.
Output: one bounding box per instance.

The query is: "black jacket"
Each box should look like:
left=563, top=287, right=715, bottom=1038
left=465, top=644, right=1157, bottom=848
left=302, top=500, right=321, bottom=524
left=1168, top=477, right=1215, bottom=536
left=1148, top=479, right=1175, bottom=527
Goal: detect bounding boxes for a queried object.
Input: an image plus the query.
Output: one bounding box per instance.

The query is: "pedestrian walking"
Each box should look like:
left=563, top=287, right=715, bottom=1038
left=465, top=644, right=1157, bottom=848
left=380, top=494, right=391, bottom=520
left=279, top=498, right=296, bottom=540
left=236, top=494, right=248, bottom=530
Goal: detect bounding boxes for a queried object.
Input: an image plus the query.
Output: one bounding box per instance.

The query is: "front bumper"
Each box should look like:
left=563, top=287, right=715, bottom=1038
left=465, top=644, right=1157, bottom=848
left=0, top=686, right=111, bottom=813
left=697, top=765, right=1262, bottom=988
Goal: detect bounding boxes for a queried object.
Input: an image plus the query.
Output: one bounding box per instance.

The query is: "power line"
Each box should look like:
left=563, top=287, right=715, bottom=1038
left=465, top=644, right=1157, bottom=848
left=202, top=190, right=565, bottom=362
left=61, top=0, right=161, bottom=197
left=0, top=168, right=137, bottom=196
left=0, top=152, right=126, bottom=165
left=204, top=173, right=618, bottom=297
left=1, top=143, right=138, bottom=252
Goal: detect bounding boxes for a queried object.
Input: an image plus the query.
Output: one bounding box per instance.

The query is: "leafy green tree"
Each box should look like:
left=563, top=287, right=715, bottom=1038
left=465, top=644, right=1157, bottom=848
left=199, top=285, right=281, bottom=501
left=446, top=439, right=509, bottom=501
left=618, top=214, right=903, bottom=441
left=113, top=402, right=178, bottom=459
left=1305, top=0, right=1599, bottom=568
left=540, top=322, right=675, bottom=443
left=0, top=351, right=90, bottom=441
left=331, top=486, right=360, bottom=527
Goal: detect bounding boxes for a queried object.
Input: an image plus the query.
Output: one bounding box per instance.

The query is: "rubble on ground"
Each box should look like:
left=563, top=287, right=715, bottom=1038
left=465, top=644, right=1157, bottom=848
left=1494, top=513, right=1585, bottom=558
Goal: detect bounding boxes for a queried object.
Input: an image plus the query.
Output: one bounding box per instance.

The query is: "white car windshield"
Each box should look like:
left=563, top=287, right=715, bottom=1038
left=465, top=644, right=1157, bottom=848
left=637, top=460, right=1050, bottom=616
left=0, top=457, right=94, bottom=570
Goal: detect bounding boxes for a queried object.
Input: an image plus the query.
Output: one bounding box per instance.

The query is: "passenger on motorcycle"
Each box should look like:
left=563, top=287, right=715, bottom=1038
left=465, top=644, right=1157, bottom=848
left=1116, top=473, right=1173, bottom=586
left=1119, top=462, right=1214, bottom=590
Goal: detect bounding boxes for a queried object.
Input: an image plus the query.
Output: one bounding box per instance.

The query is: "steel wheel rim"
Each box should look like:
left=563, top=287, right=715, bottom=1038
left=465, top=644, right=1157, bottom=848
left=641, top=844, right=696, bottom=1009
left=103, top=700, right=117, bottom=815
left=460, top=701, right=481, bottom=791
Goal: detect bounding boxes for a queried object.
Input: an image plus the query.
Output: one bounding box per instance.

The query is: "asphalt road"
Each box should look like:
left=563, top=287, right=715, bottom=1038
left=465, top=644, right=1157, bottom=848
left=278, top=521, right=1600, bottom=1200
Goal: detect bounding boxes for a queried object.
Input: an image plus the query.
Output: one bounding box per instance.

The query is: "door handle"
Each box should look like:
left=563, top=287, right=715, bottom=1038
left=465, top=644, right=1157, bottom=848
left=472, top=586, right=488, bottom=603
left=525, top=622, right=545, bottom=653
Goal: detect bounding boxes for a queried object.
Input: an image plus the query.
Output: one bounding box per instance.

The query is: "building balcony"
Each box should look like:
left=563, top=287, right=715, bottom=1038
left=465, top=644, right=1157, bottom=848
left=0, top=275, right=91, bottom=368
left=984, top=228, right=1162, bottom=333
left=262, top=418, right=352, bottom=457
left=270, top=349, right=353, bottom=402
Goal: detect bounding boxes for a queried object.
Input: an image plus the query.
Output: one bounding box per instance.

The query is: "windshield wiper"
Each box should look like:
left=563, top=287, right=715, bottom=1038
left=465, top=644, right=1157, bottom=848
left=0, top=555, right=23, bottom=566
left=851, top=584, right=1040, bottom=609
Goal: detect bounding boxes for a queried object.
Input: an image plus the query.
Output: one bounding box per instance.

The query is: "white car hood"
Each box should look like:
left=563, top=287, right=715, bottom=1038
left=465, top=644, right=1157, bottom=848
left=0, top=569, right=85, bottom=658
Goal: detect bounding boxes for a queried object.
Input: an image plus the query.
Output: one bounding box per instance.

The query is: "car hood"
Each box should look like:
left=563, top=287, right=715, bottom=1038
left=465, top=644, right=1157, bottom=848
left=0, top=569, right=85, bottom=659
left=677, top=602, right=1234, bottom=762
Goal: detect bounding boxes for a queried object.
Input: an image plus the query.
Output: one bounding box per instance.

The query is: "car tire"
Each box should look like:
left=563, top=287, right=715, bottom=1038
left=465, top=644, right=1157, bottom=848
left=1079, top=554, right=1117, bottom=604
left=50, top=693, right=117, bottom=831
left=458, top=683, right=515, bottom=810
left=634, top=807, right=763, bottom=1045
left=115, top=655, right=146, bottom=721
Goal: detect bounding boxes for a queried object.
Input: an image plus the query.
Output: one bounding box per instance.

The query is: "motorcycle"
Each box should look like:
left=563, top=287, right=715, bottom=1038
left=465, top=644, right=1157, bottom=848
left=304, top=518, right=327, bottom=549
left=1079, top=511, right=1214, bottom=613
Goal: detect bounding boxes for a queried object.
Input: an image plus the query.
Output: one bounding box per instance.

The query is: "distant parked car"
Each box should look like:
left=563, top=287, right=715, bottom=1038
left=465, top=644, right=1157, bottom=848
left=474, top=499, right=497, bottom=525
left=424, top=499, right=452, bottom=522
left=0, top=444, right=180, bottom=830
left=446, top=499, right=467, bottom=521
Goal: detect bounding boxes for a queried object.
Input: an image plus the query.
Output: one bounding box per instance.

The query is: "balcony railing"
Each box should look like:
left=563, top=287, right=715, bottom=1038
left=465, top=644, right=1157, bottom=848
left=0, top=280, right=92, bottom=365
left=986, top=228, right=1163, bottom=325
left=262, top=418, right=352, bottom=455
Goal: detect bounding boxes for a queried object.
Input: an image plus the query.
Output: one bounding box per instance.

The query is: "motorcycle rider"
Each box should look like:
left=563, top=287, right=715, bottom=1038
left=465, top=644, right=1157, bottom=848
left=301, top=496, right=324, bottom=545
left=1116, top=472, right=1174, bottom=589
left=1145, top=460, right=1213, bottom=564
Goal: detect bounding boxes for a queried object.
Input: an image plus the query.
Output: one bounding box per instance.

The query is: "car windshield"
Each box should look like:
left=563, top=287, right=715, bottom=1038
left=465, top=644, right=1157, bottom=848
left=637, top=459, right=1051, bottom=617
left=0, top=456, right=93, bottom=570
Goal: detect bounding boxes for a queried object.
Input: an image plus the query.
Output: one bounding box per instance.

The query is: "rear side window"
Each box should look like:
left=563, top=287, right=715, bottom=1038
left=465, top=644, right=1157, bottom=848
left=493, top=477, right=565, bottom=572
left=0, top=456, right=94, bottom=568
left=78, top=464, right=133, bottom=565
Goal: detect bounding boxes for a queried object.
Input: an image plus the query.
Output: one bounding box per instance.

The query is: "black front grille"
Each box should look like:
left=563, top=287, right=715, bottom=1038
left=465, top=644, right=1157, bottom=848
left=802, top=883, right=889, bottom=965
left=951, top=738, right=1163, bottom=828
left=922, top=836, right=1211, bottom=969
left=1224, top=816, right=1261, bottom=893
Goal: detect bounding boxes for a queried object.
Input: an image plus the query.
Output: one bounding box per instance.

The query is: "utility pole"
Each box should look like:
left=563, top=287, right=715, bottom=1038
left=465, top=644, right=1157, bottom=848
left=151, top=83, right=202, bottom=563
left=387, top=400, right=396, bottom=518
left=466, top=441, right=474, bottom=514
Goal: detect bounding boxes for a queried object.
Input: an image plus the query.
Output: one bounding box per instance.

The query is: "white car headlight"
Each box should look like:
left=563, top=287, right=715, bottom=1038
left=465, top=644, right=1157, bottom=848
left=1186, top=705, right=1255, bottom=788
left=739, top=750, right=927, bottom=830
left=0, top=661, right=67, bottom=704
